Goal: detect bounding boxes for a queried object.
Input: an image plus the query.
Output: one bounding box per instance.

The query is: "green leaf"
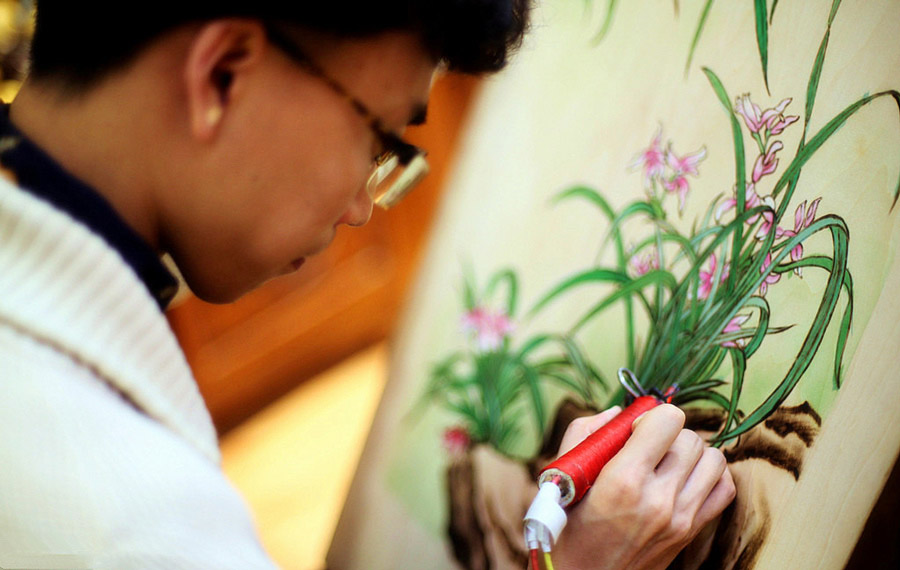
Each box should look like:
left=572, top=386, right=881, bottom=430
left=590, top=0, right=619, bottom=45
left=462, top=266, right=477, bottom=311
left=540, top=371, right=595, bottom=404
left=552, top=185, right=639, bottom=367
left=554, top=186, right=617, bottom=223
left=672, top=378, right=726, bottom=400
left=717, top=348, right=746, bottom=442
left=486, top=268, right=519, bottom=317
left=803, top=1, right=839, bottom=139
left=530, top=268, right=630, bottom=316
left=695, top=193, right=726, bottom=236
left=782, top=0, right=843, bottom=226
left=572, top=269, right=678, bottom=333
left=741, top=296, right=771, bottom=357
left=772, top=255, right=854, bottom=388
left=702, top=68, right=747, bottom=289
left=754, top=0, right=770, bottom=93
left=690, top=348, right=728, bottom=389
left=521, top=364, right=546, bottom=440
left=833, top=268, right=854, bottom=388
left=773, top=90, right=900, bottom=212
left=716, top=220, right=849, bottom=442
left=685, top=0, right=715, bottom=76
left=676, top=390, right=732, bottom=409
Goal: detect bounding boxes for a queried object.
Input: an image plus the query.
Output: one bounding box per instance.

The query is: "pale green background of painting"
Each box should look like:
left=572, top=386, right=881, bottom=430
left=329, top=2, right=900, bottom=568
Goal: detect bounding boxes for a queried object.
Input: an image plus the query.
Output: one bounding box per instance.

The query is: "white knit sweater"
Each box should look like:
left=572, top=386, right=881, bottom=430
left=0, top=177, right=277, bottom=569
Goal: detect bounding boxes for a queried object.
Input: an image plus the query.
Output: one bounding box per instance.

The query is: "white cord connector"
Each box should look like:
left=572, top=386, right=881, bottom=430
left=523, top=482, right=568, bottom=552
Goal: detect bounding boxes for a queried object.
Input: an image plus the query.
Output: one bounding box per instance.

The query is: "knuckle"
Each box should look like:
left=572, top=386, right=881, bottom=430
left=723, top=469, right=737, bottom=500
left=645, top=494, right=674, bottom=528
left=703, top=447, right=728, bottom=470
left=679, top=429, right=704, bottom=452
left=568, top=416, right=589, bottom=430
left=725, top=480, right=737, bottom=502
left=567, top=416, right=593, bottom=434
left=606, top=472, right=643, bottom=506
left=668, top=513, right=694, bottom=542
left=616, top=478, right=643, bottom=504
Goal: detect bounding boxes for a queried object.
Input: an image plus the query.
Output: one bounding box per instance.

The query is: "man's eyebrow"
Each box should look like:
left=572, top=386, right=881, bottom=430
left=408, top=103, right=428, bottom=126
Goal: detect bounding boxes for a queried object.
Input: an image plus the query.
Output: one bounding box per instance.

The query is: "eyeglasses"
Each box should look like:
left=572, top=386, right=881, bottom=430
left=265, top=24, right=430, bottom=209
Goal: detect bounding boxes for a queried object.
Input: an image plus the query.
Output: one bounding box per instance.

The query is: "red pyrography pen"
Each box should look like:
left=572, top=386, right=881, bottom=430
left=538, top=394, right=660, bottom=507
left=523, top=369, right=671, bottom=563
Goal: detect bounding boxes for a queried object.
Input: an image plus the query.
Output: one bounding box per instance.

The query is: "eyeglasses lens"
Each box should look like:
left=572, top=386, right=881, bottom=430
left=368, top=153, right=430, bottom=209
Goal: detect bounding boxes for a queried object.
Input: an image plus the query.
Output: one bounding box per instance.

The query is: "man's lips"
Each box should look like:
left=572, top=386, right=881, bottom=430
left=291, top=257, right=306, bottom=271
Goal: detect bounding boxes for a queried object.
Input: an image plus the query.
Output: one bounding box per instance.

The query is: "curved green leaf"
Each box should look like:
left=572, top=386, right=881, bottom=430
left=521, top=364, right=546, bottom=440
left=773, top=255, right=854, bottom=388
left=717, top=348, right=746, bottom=443
left=716, top=221, right=848, bottom=442
left=486, top=268, right=519, bottom=317
left=554, top=185, right=617, bottom=222
left=552, top=185, right=638, bottom=366
left=702, top=67, right=748, bottom=290
left=685, top=0, right=715, bottom=76
left=773, top=90, right=900, bottom=212
left=530, top=268, right=630, bottom=316
left=590, top=0, right=619, bottom=45
left=754, top=0, right=770, bottom=92
left=572, top=269, right=678, bottom=333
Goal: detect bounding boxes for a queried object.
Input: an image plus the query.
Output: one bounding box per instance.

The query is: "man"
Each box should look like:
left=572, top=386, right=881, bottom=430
left=0, top=2, right=733, bottom=568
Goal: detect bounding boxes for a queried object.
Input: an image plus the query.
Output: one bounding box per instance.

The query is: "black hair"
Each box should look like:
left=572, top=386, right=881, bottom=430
left=28, top=1, right=532, bottom=89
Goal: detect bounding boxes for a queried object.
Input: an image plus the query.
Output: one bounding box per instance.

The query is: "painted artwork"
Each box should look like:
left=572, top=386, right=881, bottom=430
left=329, top=2, right=900, bottom=569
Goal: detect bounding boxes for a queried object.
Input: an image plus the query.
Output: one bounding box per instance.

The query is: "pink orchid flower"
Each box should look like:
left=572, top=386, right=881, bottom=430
left=752, top=140, right=784, bottom=183
left=461, top=307, right=515, bottom=351
left=716, top=184, right=782, bottom=240
left=781, top=198, right=822, bottom=275
left=663, top=145, right=707, bottom=212
left=629, top=128, right=666, bottom=189
left=662, top=175, right=691, bottom=212
left=735, top=94, right=768, bottom=134
left=716, top=183, right=761, bottom=222
left=765, top=105, right=800, bottom=135
left=443, top=426, right=471, bottom=457
left=720, top=314, right=751, bottom=349
left=666, top=144, right=706, bottom=177
left=754, top=195, right=784, bottom=240
left=735, top=94, right=799, bottom=137
left=698, top=253, right=729, bottom=300
left=759, top=252, right=781, bottom=296
left=629, top=249, right=659, bottom=277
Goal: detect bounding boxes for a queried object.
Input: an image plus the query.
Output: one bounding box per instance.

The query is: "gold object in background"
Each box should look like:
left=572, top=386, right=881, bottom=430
left=0, top=0, right=33, bottom=102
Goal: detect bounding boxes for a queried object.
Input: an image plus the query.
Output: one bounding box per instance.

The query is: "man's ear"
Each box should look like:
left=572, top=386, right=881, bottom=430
left=184, top=20, right=267, bottom=141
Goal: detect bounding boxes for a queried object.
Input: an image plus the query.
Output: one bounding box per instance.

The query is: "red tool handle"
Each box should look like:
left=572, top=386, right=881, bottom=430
left=539, top=395, right=660, bottom=507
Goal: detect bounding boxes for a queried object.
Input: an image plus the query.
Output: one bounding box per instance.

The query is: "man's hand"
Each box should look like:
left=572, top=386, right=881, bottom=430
left=552, top=404, right=735, bottom=570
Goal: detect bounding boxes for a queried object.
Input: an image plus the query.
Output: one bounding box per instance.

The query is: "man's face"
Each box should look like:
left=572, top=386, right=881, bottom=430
left=160, top=29, right=437, bottom=303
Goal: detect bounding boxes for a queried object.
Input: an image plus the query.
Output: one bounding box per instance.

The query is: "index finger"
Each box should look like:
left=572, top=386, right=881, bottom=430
left=558, top=406, right=623, bottom=456
left=612, top=404, right=686, bottom=471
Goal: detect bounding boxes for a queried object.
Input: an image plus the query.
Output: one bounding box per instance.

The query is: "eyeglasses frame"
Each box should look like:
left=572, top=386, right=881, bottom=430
left=263, top=23, right=429, bottom=208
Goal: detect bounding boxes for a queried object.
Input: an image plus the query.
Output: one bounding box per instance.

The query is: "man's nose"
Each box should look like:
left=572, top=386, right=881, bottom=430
left=339, top=184, right=374, bottom=227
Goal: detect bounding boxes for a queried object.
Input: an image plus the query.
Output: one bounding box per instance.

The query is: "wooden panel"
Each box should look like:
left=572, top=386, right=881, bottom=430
left=220, top=343, right=388, bottom=570
left=167, top=74, right=479, bottom=434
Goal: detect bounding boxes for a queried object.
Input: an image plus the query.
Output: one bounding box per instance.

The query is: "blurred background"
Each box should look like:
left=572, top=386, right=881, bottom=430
left=0, top=2, right=477, bottom=567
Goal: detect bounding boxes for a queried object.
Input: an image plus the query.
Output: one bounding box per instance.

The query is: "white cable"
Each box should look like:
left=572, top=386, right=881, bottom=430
left=523, top=482, right=568, bottom=552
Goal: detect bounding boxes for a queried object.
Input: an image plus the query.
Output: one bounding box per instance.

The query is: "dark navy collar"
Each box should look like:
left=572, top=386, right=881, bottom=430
left=0, top=104, right=178, bottom=310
